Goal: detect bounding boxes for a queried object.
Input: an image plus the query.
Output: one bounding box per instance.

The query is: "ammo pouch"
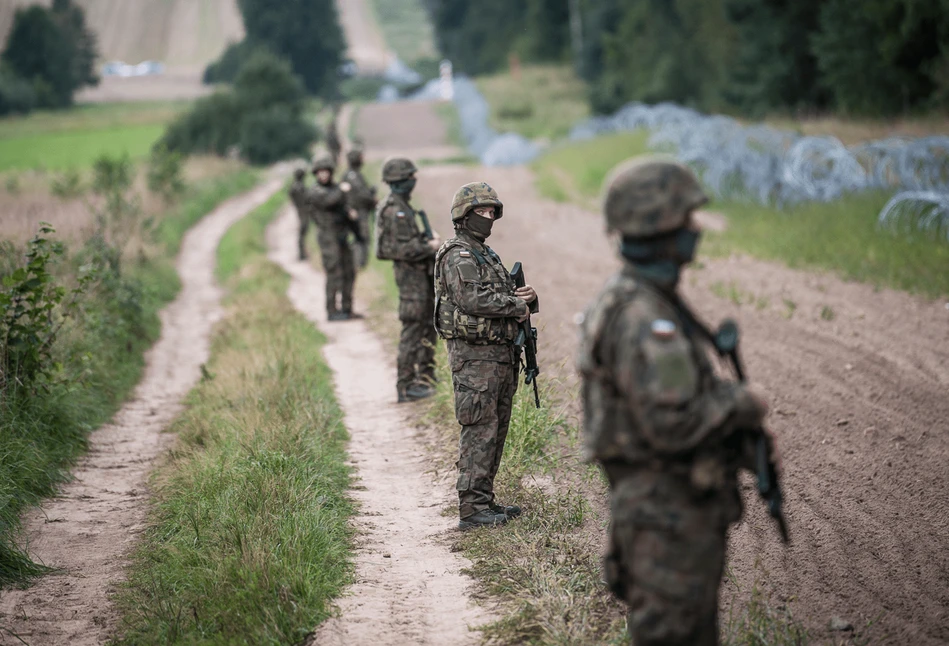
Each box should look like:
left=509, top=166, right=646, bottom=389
left=434, top=239, right=518, bottom=345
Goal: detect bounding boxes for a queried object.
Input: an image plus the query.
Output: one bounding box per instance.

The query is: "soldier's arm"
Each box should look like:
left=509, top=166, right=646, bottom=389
left=611, top=302, right=763, bottom=455
left=443, top=249, right=528, bottom=319
left=377, top=205, right=435, bottom=262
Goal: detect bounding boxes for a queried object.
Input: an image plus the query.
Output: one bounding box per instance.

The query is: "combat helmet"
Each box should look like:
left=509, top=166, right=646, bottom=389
left=346, top=148, right=364, bottom=166
left=451, top=182, right=503, bottom=221
left=382, top=157, right=417, bottom=183
left=312, top=153, right=336, bottom=173
left=293, top=167, right=306, bottom=180
left=602, top=156, right=707, bottom=237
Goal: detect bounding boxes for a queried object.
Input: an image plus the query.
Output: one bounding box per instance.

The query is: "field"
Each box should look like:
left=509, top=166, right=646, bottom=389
left=0, top=0, right=243, bottom=71
left=366, top=0, right=437, bottom=65
left=532, top=131, right=949, bottom=297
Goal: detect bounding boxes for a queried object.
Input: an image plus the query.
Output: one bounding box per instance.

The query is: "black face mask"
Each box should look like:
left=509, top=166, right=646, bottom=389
left=465, top=214, right=494, bottom=240
left=620, top=228, right=702, bottom=287
left=350, top=160, right=363, bottom=171
left=391, top=177, right=416, bottom=195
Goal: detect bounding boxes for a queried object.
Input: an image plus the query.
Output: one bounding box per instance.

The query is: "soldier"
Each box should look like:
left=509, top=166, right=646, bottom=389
left=434, top=182, right=538, bottom=530
left=289, top=167, right=310, bottom=261
left=341, top=147, right=378, bottom=269
left=306, top=154, right=361, bottom=321
left=376, top=157, right=440, bottom=403
left=577, top=157, right=775, bottom=645
left=325, top=108, right=342, bottom=166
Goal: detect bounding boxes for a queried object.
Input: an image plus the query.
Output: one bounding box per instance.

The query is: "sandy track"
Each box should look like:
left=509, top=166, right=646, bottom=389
left=356, top=102, right=464, bottom=162
left=335, top=0, right=392, bottom=74
left=266, top=206, right=486, bottom=646
left=0, top=177, right=283, bottom=646
left=402, top=162, right=949, bottom=644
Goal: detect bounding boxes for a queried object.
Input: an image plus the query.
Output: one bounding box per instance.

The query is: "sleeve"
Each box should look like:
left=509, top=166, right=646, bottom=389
left=609, top=302, right=760, bottom=455
left=376, top=205, right=434, bottom=263
left=442, top=249, right=527, bottom=319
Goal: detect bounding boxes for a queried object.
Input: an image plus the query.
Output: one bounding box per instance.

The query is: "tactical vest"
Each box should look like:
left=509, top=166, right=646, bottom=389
left=434, top=238, right=519, bottom=344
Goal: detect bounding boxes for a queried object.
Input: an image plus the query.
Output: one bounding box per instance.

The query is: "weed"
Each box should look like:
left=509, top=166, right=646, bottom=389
left=4, top=174, right=20, bottom=194
left=820, top=305, right=836, bottom=321
left=50, top=169, right=84, bottom=199
left=146, top=145, right=185, bottom=203
left=783, top=299, right=797, bottom=319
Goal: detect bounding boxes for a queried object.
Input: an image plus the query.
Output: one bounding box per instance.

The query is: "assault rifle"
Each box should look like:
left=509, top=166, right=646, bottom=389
left=417, top=209, right=434, bottom=241
left=510, top=262, right=540, bottom=408
left=714, top=320, right=790, bottom=544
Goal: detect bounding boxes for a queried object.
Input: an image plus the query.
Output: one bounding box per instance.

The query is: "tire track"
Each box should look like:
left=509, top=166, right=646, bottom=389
left=0, top=176, right=284, bottom=646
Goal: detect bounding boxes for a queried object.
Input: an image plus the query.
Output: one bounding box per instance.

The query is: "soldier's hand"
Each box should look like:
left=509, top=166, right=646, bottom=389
left=427, top=237, right=442, bottom=251
left=515, top=285, right=537, bottom=304
left=348, top=208, right=359, bottom=221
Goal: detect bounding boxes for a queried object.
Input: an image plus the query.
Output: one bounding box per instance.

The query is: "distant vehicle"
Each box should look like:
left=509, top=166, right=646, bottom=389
left=101, top=60, right=165, bottom=77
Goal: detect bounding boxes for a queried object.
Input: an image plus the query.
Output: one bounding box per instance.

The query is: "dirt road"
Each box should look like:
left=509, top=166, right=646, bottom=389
left=267, top=207, right=487, bottom=645
left=353, top=102, right=949, bottom=644
left=336, top=0, right=391, bottom=74
left=0, top=177, right=284, bottom=646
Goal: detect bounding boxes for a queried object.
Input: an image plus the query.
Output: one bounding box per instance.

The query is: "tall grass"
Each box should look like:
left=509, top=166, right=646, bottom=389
left=0, top=169, right=261, bottom=588
left=477, top=64, right=592, bottom=142
left=113, top=196, right=353, bottom=645
left=531, top=131, right=949, bottom=297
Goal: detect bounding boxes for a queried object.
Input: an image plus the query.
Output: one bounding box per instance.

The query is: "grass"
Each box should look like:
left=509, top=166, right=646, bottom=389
left=366, top=0, right=437, bottom=65
left=532, top=130, right=949, bottom=297
left=113, top=193, right=353, bottom=645
left=0, top=101, right=188, bottom=172
left=0, top=168, right=263, bottom=588
left=476, top=64, right=591, bottom=141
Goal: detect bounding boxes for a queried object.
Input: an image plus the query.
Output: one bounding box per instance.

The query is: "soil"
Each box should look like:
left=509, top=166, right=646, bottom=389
left=0, top=176, right=285, bottom=646
left=395, top=158, right=949, bottom=644
left=355, top=101, right=464, bottom=163
left=336, top=0, right=392, bottom=74
left=266, top=207, right=487, bottom=645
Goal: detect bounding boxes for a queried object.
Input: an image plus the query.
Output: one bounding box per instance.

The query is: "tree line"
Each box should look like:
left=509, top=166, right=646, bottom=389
left=424, top=0, right=949, bottom=117
left=0, top=0, right=99, bottom=116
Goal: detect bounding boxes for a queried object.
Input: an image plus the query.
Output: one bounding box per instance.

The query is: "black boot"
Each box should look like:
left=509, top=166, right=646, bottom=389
left=397, top=383, right=435, bottom=403
left=458, top=509, right=508, bottom=530
left=490, top=502, right=522, bottom=518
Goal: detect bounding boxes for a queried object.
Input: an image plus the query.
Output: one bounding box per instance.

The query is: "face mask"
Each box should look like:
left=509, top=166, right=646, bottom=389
left=674, top=228, right=701, bottom=264
left=466, top=214, right=494, bottom=239
left=392, top=177, right=417, bottom=195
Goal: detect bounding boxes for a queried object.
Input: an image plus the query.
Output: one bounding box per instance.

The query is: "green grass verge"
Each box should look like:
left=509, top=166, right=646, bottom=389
left=477, top=64, right=591, bottom=142
left=0, top=102, right=190, bottom=172
left=532, top=131, right=949, bottom=297
left=0, top=169, right=262, bottom=588
left=366, top=0, right=437, bottom=65
left=112, top=195, right=353, bottom=645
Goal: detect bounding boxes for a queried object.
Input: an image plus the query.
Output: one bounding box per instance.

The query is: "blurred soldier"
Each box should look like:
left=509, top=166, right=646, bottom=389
left=326, top=108, right=342, bottom=165
left=376, top=157, right=440, bottom=403
left=434, top=182, right=538, bottom=529
left=577, top=157, right=774, bottom=645
left=289, top=167, right=310, bottom=261
left=341, top=146, right=378, bottom=269
left=306, top=154, right=361, bottom=321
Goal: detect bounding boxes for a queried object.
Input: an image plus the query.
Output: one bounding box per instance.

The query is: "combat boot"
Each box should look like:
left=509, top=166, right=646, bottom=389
left=490, top=502, right=521, bottom=518
left=327, top=311, right=348, bottom=322
left=397, top=383, right=435, bottom=403
left=458, top=509, right=508, bottom=530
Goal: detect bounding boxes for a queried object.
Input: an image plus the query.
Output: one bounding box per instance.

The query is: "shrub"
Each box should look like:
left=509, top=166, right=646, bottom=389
left=240, top=106, right=318, bottom=165
left=50, top=169, right=84, bottom=199
left=147, top=145, right=186, bottom=202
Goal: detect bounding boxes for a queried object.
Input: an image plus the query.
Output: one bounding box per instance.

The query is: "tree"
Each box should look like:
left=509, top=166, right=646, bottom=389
left=233, top=0, right=345, bottom=97
left=813, top=0, right=949, bottom=115
left=1, top=1, right=98, bottom=109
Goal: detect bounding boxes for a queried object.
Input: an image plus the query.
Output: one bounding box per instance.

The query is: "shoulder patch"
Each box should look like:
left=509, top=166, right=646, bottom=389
left=650, top=319, right=677, bottom=340
left=459, top=250, right=471, bottom=257
left=396, top=211, right=406, bottom=218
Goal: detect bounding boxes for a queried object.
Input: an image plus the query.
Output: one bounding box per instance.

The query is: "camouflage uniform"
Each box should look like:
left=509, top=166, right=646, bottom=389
left=289, top=169, right=309, bottom=260
left=342, top=150, right=377, bottom=269
left=326, top=116, right=342, bottom=165
left=435, top=182, right=538, bottom=522
left=307, top=155, right=357, bottom=317
left=577, top=157, right=766, bottom=645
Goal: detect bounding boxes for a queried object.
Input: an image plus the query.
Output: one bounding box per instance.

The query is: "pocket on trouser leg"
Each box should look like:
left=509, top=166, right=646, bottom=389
left=454, top=383, right=486, bottom=426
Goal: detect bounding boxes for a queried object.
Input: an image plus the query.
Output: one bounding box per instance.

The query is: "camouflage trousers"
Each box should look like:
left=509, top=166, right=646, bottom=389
left=397, top=316, right=436, bottom=394
left=452, top=358, right=518, bottom=518
left=353, top=210, right=372, bottom=269
left=298, top=214, right=311, bottom=260
left=316, top=227, right=355, bottom=314
left=603, top=465, right=734, bottom=646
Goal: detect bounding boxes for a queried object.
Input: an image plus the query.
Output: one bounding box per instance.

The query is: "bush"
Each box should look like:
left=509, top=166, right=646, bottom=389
left=0, top=64, right=36, bottom=116
left=240, top=106, right=318, bottom=165
left=147, top=145, right=186, bottom=202
left=161, top=51, right=316, bottom=166
left=50, top=169, right=84, bottom=199
left=202, top=40, right=266, bottom=85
